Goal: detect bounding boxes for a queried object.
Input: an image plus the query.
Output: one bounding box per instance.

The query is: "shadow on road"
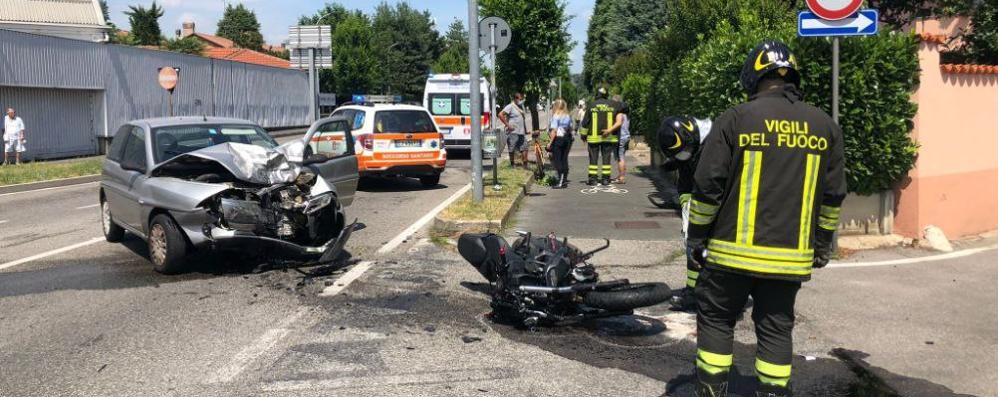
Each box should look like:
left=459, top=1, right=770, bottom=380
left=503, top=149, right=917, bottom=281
left=0, top=234, right=359, bottom=299
left=356, top=177, right=449, bottom=193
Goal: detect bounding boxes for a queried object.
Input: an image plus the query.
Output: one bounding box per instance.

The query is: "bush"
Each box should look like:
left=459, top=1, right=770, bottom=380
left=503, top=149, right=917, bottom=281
left=628, top=0, right=919, bottom=195
left=619, top=73, right=653, bottom=136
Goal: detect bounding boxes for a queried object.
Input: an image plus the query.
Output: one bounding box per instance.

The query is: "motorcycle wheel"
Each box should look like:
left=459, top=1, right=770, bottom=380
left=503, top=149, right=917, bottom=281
left=583, top=282, right=672, bottom=311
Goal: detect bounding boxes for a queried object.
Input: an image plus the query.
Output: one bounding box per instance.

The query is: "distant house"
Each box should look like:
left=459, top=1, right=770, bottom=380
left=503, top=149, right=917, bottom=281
left=0, top=0, right=109, bottom=42
left=179, top=21, right=289, bottom=68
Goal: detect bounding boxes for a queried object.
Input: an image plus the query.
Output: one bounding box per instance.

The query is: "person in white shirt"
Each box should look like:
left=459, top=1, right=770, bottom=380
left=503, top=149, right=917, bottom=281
left=4, top=108, right=26, bottom=165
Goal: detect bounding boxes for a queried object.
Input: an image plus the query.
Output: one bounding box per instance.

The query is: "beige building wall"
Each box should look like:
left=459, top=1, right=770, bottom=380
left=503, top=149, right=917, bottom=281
left=895, top=18, right=998, bottom=238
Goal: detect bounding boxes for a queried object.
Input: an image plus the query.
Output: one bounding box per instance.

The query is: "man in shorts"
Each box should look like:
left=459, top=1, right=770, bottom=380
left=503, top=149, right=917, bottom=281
left=4, top=108, right=26, bottom=165
left=499, top=93, right=529, bottom=168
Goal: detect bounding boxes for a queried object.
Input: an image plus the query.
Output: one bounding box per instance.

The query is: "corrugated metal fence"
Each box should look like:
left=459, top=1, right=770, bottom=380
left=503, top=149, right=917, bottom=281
left=0, top=29, right=309, bottom=159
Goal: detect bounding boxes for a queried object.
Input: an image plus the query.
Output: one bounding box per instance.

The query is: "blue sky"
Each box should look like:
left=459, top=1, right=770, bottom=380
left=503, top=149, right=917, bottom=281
left=106, top=0, right=594, bottom=73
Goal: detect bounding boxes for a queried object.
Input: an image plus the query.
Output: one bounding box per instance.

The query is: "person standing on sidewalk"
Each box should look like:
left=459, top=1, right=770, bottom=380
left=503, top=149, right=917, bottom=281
left=499, top=93, right=529, bottom=168
left=688, top=41, right=845, bottom=397
left=579, top=88, right=621, bottom=186
left=4, top=108, right=26, bottom=165
left=546, top=99, right=573, bottom=189
left=606, top=95, right=631, bottom=184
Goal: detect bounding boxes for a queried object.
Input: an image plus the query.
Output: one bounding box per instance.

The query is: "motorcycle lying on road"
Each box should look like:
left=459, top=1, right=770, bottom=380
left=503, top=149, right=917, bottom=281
left=459, top=232, right=672, bottom=328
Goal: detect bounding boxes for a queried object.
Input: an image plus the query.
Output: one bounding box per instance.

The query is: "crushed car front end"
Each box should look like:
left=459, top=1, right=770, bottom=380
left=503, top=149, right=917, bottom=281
left=150, top=142, right=353, bottom=262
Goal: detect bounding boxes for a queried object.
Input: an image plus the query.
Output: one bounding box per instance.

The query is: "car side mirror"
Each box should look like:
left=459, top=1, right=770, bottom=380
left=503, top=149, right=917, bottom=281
left=120, top=159, right=146, bottom=173
left=302, top=153, right=329, bottom=165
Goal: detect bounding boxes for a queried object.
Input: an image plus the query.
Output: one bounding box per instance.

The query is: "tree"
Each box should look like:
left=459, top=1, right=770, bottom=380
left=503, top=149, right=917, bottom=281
left=480, top=0, right=573, bottom=130
left=330, top=14, right=378, bottom=96
left=956, top=1, right=998, bottom=64
left=370, top=2, right=442, bottom=100
left=124, top=1, right=164, bottom=46
left=164, top=36, right=205, bottom=55
left=216, top=3, right=264, bottom=50
left=582, top=0, right=667, bottom=90
left=433, top=19, right=470, bottom=73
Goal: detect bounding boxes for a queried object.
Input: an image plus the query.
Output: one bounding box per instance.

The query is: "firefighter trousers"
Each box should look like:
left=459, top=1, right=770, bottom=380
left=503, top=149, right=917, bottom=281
left=695, top=267, right=801, bottom=388
left=587, top=142, right=614, bottom=180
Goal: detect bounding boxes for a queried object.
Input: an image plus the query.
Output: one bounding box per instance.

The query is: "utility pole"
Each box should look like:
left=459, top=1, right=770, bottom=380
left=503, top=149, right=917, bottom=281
left=468, top=0, right=484, bottom=202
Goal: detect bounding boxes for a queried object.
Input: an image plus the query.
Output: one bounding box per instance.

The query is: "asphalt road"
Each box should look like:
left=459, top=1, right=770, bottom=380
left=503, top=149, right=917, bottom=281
left=2, top=112, right=991, bottom=396
left=0, top=146, right=475, bottom=396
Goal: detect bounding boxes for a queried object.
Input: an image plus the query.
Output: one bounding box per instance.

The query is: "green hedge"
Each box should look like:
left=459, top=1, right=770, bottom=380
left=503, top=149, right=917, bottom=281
left=631, top=0, right=919, bottom=195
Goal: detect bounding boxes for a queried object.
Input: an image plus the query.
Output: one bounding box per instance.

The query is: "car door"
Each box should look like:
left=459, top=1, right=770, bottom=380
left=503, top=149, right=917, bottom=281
left=305, top=119, right=359, bottom=206
left=115, top=125, right=150, bottom=231
left=102, top=124, right=135, bottom=225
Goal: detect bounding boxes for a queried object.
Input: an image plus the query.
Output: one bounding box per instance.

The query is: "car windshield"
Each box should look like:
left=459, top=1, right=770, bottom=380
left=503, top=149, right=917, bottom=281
left=373, top=110, right=438, bottom=133
left=152, top=124, right=277, bottom=163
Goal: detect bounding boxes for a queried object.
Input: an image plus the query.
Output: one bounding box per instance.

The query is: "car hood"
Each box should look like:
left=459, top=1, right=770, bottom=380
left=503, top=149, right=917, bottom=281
left=151, top=142, right=303, bottom=185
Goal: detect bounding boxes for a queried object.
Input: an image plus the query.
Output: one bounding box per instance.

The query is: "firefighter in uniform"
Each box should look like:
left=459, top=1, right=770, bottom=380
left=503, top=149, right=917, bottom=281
left=655, top=115, right=713, bottom=311
left=580, top=88, right=622, bottom=186
left=688, top=41, right=846, bottom=397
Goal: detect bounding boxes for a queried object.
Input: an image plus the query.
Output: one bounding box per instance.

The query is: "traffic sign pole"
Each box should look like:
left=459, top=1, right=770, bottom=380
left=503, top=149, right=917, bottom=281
left=490, top=22, right=500, bottom=189
left=468, top=0, right=484, bottom=203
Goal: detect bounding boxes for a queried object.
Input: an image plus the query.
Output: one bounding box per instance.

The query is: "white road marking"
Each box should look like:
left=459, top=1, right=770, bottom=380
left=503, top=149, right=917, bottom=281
left=205, top=308, right=309, bottom=384
left=319, top=261, right=374, bottom=297
left=75, top=204, right=99, bottom=210
left=376, top=183, right=471, bottom=254
left=0, top=181, right=99, bottom=197
left=828, top=243, right=998, bottom=268
left=0, top=237, right=104, bottom=271
left=261, top=368, right=514, bottom=392
left=0, top=220, right=7, bottom=224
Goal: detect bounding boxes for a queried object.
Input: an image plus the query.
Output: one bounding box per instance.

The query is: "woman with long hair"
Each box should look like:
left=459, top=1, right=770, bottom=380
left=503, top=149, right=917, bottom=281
left=547, top=99, right=573, bottom=189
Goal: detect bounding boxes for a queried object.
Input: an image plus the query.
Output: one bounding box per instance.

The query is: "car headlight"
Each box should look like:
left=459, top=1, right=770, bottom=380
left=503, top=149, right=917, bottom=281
left=304, top=193, right=334, bottom=215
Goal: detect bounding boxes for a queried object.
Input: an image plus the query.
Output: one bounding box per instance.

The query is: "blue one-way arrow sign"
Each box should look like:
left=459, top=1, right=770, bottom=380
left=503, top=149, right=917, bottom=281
left=798, top=9, right=878, bottom=37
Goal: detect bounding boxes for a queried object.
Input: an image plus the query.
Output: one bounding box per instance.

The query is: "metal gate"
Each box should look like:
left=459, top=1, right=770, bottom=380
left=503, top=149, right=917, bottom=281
left=0, top=86, right=100, bottom=159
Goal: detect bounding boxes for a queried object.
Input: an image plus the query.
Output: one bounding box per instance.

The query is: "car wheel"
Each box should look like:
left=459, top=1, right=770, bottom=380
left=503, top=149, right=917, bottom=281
left=101, top=198, right=125, bottom=242
left=148, top=214, right=188, bottom=274
left=419, top=175, right=441, bottom=187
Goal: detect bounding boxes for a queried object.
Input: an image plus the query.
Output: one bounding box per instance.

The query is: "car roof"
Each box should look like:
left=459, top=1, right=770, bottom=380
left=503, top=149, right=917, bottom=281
left=337, top=104, right=429, bottom=113
left=131, top=116, right=259, bottom=129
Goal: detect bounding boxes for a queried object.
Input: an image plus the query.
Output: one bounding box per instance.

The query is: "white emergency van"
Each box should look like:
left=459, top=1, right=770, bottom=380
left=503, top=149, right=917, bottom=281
left=422, top=74, right=492, bottom=150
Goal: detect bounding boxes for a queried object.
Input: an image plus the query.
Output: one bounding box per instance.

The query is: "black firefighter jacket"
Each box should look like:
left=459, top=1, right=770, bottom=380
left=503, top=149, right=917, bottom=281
left=688, top=85, right=847, bottom=281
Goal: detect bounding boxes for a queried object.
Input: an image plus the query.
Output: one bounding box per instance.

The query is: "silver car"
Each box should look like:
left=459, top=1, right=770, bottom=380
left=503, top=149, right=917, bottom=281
left=100, top=116, right=359, bottom=273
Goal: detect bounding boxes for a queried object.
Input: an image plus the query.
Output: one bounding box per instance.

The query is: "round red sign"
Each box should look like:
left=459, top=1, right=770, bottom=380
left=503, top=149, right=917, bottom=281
left=806, top=0, right=863, bottom=21
left=158, top=67, right=178, bottom=91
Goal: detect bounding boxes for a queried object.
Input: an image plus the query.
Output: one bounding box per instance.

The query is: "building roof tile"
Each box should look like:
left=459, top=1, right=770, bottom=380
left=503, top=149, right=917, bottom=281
left=203, top=48, right=290, bottom=69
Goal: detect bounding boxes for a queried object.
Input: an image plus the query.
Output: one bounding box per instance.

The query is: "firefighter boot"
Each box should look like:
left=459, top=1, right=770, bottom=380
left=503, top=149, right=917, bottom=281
left=601, top=176, right=611, bottom=186
left=756, top=383, right=792, bottom=397
left=670, top=287, right=697, bottom=312
left=696, top=371, right=729, bottom=397
left=587, top=176, right=597, bottom=186
left=696, top=380, right=728, bottom=397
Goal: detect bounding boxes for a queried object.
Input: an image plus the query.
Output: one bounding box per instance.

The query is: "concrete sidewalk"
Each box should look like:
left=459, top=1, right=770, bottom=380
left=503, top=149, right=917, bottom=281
left=512, top=142, right=682, bottom=242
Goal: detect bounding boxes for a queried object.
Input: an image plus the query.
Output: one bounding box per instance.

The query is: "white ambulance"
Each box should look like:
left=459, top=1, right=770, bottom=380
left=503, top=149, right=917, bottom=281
left=422, top=74, right=493, bottom=150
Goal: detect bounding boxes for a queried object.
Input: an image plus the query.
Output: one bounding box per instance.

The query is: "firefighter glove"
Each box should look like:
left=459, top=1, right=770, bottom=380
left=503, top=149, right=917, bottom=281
left=687, top=238, right=707, bottom=270
left=813, top=228, right=835, bottom=269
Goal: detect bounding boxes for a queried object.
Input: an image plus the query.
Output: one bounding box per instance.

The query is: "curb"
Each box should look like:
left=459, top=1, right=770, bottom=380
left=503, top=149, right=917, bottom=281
left=432, top=173, right=535, bottom=234
left=0, top=174, right=101, bottom=195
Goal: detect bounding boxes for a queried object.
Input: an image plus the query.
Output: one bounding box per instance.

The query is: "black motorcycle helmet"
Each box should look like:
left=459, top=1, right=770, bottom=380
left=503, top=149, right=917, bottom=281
left=657, top=116, right=700, bottom=170
left=740, top=40, right=800, bottom=94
